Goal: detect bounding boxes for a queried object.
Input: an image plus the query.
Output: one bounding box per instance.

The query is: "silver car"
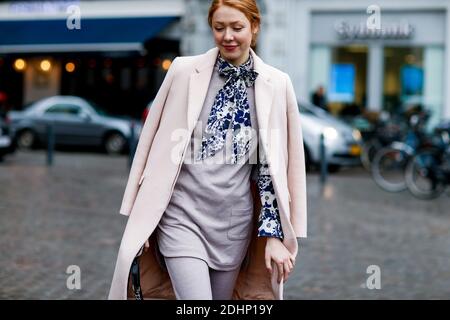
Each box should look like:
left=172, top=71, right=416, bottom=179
left=9, top=96, right=142, bottom=154
left=299, top=101, right=362, bottom=172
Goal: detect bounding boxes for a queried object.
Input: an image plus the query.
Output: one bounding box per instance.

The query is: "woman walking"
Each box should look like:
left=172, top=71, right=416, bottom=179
left=109, top=0, right=307, bottom=300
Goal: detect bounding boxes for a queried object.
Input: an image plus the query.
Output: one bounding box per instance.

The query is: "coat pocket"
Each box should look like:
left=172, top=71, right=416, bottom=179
left=227, top=207, right=253, bottom=241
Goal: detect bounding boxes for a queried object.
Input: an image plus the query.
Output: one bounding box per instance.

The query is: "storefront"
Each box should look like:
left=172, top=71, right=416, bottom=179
left=184, top=0, right=450, bottom=130
left=296, top=0, right=450, bottom=131
left=0, top=0, right=183, bottom=117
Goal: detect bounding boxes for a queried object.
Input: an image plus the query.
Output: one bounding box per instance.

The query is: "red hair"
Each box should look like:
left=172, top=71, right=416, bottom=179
left=207, top=0, right=261, bottom=48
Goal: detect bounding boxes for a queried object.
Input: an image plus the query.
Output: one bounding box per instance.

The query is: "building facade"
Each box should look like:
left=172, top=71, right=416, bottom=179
left=184, top=0, right=450, bottom=129
left=0, top=0, right=183, bottom=117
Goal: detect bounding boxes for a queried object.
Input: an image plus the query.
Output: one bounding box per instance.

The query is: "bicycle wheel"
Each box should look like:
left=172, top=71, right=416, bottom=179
left=405, top=149, right=446, bottom=200
left=371, top=146, right=410, bottom=192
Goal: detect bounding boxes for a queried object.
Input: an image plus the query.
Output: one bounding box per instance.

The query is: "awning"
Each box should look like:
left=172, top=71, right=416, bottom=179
left=0, top=16, right=179, bottom=53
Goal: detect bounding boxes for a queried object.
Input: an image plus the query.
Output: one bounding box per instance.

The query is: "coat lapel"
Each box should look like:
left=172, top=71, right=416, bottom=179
left=186, top=46, right=274, bottom=157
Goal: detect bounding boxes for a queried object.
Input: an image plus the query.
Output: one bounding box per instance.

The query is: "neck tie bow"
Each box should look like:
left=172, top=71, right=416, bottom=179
left=196, top=53, right=259, bottom=164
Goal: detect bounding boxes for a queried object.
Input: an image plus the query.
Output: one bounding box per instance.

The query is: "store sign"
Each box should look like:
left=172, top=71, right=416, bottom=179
left=335, top=20, right=414, bottom=40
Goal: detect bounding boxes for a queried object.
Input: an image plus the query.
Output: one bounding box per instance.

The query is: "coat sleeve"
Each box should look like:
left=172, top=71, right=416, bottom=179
left=119, top=57, right=179, bottom=216
left=285, top=73, right=308, bottom=238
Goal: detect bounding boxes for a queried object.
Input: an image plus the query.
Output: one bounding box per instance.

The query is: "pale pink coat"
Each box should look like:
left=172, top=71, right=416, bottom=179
left=108, top=46, right=307, bottom=300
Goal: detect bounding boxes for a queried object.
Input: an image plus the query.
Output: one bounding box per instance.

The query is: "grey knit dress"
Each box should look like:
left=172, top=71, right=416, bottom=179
left=155, top=55, right=259, bottom=271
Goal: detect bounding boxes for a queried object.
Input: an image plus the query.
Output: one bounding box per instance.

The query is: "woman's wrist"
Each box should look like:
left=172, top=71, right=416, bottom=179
left=266, top=236, right=282, bottom=244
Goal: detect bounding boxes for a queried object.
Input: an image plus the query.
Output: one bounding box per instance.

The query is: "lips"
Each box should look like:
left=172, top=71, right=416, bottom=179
left=224, top=45, right=238, bottom=50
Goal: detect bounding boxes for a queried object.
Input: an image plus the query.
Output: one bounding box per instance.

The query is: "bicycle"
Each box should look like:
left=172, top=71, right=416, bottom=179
left=405, top=123, right=450, bottom=199
left=371, top=110, right=431, bottom=192
left=360, top=113, right=405, bottom=171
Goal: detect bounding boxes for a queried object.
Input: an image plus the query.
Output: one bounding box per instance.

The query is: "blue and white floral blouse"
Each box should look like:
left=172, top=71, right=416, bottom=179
left=196, top=52, right=284, bottom=240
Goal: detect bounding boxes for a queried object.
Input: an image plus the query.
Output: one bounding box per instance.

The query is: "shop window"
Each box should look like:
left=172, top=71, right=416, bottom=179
left=383, top=47, right=424, bottom=115
left=328, top=46, right=368, bottom=116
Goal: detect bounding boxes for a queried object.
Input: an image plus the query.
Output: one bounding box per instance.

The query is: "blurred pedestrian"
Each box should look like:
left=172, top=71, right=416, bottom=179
left=312, top=85, right=328, bottom=112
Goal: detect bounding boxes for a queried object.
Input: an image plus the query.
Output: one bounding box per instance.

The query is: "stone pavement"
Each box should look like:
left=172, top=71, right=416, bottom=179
left=0, top=150, right=449, bottom=299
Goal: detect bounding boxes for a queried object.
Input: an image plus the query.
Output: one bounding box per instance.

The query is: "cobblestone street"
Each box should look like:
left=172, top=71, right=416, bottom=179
left=1, top=150, right=449, bottom=299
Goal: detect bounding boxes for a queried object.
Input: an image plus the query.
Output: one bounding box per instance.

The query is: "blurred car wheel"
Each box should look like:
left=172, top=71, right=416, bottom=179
left=104, top=132, right=126, bottom=155
left=17, top=129, right=37, bottom=149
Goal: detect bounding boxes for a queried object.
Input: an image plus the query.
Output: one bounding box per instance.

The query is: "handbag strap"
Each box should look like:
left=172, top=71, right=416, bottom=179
left=130, top=256, right=144, bottom=300
left=130, top=240, right=152, bottom=299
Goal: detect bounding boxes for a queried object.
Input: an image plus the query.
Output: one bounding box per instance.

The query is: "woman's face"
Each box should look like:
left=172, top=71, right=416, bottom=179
left=211, top=5, right=257, bottom=66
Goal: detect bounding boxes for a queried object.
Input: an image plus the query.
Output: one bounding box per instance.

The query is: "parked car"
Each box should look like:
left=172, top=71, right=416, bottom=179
left=298, top=101, right=362, bottom=172
left=141, top=99, right=362, bottom=172
left=9, top=96, right=142, bottom=155
left=0, top=112, right=16, bottom=161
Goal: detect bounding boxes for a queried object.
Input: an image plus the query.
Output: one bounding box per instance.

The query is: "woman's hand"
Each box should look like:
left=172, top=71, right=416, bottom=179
left=265, top=237, right=296, bottom=283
